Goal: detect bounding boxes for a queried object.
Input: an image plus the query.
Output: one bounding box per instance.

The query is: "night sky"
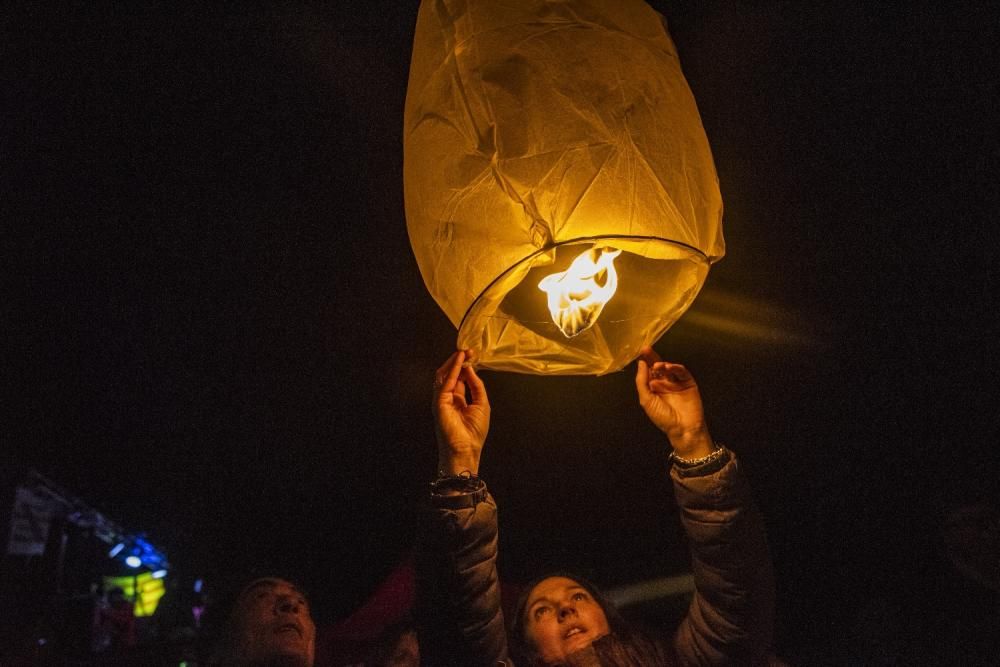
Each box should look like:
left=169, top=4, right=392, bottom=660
left=7, top=0, right=999, bottom=652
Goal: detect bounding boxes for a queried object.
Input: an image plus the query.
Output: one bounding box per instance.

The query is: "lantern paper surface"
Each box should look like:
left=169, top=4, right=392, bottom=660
left=404, top=0, right=724, bottom=374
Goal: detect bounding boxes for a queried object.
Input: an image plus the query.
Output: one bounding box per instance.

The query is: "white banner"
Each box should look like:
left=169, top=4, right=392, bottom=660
left=6, top=486, right=57, bottom=556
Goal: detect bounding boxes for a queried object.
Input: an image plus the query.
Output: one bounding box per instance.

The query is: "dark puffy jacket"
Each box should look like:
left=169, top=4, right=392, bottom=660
left=416, top=449, right=774, bottom=666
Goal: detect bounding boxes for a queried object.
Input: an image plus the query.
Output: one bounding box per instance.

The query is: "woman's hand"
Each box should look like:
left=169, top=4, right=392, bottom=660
left=433, top=350, right=490, bottom=475
left=635, top=347, right=714, bottom=459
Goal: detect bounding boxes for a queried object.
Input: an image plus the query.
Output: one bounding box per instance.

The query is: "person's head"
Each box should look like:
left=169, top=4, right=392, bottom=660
left=218, top=577, right=316, bottom=667
left=512, top=574, right=619, bottom=664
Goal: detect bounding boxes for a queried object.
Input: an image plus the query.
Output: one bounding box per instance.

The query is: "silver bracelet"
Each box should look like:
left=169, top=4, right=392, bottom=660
left=670, top=443, right=726, bottom=467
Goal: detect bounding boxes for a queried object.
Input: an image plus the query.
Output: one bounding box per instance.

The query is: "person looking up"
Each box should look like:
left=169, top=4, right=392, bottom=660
left=417, top=348, right=774, bottom=665
left=211, top=577, right=316, bottom=667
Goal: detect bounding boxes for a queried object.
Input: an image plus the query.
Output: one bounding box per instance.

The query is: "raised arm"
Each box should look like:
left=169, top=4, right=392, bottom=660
left=415, top=350, right=510, bottom=666
left=636, top=347, right=775, bottom=665
left=433, top=349, right=489, bottom=476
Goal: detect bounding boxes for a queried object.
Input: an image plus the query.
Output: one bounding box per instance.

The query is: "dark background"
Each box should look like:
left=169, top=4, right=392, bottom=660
left=6, top=0, right=998, bottom=657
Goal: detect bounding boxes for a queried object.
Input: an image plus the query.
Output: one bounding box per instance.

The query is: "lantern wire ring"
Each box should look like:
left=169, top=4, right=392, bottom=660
left=456, top=234, right=709, bottom=334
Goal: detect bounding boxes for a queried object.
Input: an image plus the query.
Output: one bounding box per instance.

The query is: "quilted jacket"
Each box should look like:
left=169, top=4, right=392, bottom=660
left=416, top=449, right=774, bottom=666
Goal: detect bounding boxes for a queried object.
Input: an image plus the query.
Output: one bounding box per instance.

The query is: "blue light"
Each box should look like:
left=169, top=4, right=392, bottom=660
left=108, top=543, right=125, bottom=558
left=151, top=569, right=168, bottom=579
left=125, top=555, right=142, bottom=568
left=193, top=578, right=203, bottom=593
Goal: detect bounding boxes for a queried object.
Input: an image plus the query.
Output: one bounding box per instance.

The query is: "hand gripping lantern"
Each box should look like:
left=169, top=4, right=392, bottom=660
left=404, top=0, right=724, bottom=374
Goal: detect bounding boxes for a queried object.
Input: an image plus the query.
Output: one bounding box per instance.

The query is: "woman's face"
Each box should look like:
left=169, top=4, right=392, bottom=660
left=522, top=576, right=611, bottom=663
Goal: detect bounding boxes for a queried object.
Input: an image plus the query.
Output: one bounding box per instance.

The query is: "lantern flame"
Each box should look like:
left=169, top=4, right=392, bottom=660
left=538, top=247, right=622, bottom=338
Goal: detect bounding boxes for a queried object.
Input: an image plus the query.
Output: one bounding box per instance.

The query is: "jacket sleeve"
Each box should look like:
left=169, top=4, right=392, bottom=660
left=671, top=449, right=775, bottom=666
left=414, top=480, right=511, bottom=667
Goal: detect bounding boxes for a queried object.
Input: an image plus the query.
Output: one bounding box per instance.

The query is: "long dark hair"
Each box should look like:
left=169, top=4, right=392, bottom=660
left=509, top=572, right=672, bottom=666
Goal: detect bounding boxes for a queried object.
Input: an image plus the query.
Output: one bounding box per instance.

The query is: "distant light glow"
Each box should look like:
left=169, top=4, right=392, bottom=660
left=606, top=573, right=696, bottom=608
left=193, top=578, right=204, bottom=593
left=104, top=572, right=166, bottom=617
left=151, top=569, right=168, bottom=579
left=125, top=555, right=142, bottom=568
left=108, top=543, right=126, bottom=558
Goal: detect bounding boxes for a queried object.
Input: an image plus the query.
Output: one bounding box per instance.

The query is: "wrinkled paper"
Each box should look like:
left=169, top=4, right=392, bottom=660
left=404, top=0, right=723, bottom=374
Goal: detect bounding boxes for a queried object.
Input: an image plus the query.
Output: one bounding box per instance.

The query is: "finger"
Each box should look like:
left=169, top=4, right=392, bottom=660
left=657, top=362, right=693, bottom=386
left=433, top=353, right=457, bottom=393
left=653, top=369, right=696, bottom=393
left=639, top=346, right=662, bottom=367
left=648, top=379, right=675, bottom=394
left=435, top=350, right=461, bottom=382
left=651, top=358, right=688, bottom=377
left=462, top=365, right=489, bottom=407
left=436, top=350, right=466, bottom=396
left=668, top=366, right=693, bottom=385
left=648, top=361, right=680, bottom=392
left=454, top=378, right=467, bottom=402
left=635, top=359, right=653, bottom=403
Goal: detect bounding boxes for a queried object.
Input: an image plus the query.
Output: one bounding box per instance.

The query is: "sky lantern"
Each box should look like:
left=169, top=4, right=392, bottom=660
left=404, top=0, right=724, bottom=374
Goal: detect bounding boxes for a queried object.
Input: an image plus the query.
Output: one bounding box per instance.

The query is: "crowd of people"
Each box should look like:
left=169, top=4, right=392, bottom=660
left=26, top=348, right=994, bottom=664
left=206, top=347, right=777, bottom=666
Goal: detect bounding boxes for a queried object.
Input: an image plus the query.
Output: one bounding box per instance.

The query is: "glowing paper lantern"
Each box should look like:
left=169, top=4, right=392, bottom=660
left=404, top=0, right=724, bottom=374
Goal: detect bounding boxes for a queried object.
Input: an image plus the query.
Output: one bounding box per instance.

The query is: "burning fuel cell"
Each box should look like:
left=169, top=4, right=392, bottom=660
left=404, top=0, right=724, bottom=375
left=538, top=247, right=622, bottom=339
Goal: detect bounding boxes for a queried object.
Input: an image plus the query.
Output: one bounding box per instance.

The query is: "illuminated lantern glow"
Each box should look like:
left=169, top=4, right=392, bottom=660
left=404, top=0, right=724, bottom=374
left=538, top=246, right=621, bottom=339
